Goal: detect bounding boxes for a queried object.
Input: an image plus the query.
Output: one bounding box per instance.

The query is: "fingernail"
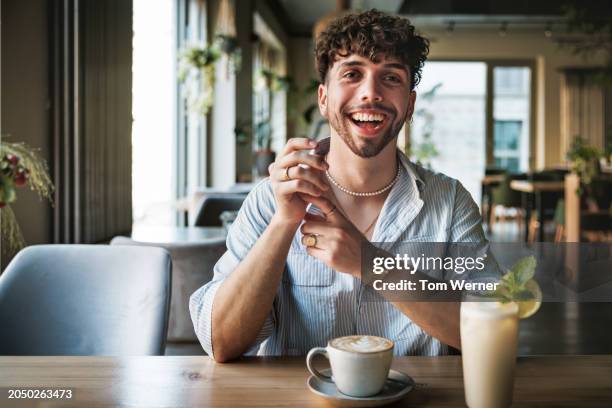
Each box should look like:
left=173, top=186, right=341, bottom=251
left=309, top=140, right=317, bottom=147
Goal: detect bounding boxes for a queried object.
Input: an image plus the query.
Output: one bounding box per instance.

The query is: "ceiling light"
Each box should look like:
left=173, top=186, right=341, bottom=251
left=498, top=22, right=508, bottom=37
left=544, top=22, right=553, bottom=38
left=446, top=21, right=455, bottom=36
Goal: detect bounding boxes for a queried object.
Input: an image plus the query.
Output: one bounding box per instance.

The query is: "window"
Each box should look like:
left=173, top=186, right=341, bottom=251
left=177, top=0, right=208, bottom=206
left=253, top=12, right=287, bottom=160
left=132, top=0, right=176, bottom=226
left=494, top=120, right=522, bottom=173
left=492, top=66, right=531, bottom=173
left=410, top=62, right=487, bottom=204
left=494, top=68, right=528, bottom=96
left=410, top=61, right=533, bottom=205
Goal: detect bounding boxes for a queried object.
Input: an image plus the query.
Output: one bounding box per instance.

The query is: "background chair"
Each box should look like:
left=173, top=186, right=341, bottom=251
left=110, top=236, right=226, bottom=344
left=0, top=245, right=171, bottom=356
left=489, top=173, right=526, bottom=229
left=481, top=167, right=507, bottom=225
left=191, top=194, right=246, bottom=227
left=559, top=174, right=612, bottom=242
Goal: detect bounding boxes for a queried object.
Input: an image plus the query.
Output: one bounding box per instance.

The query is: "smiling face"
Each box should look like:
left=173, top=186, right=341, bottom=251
left=318, top=54, right=416, bottom=158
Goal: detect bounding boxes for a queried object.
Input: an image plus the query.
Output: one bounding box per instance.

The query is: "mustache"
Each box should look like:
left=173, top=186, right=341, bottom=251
left=343, top=103, right=396, bottom=117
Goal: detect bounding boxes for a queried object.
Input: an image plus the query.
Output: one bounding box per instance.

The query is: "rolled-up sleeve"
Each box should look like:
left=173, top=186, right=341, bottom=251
left=189, top=179, right=277, bottom=358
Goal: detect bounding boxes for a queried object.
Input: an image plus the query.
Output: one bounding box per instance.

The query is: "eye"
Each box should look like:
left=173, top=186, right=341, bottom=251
left=343, top=70, right=360, bottom=79
left=384, top=74, right=401, bottom=83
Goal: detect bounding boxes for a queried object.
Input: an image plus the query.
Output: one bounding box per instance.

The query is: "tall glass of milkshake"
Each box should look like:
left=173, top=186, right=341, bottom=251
left=460, top=300, right=519, bottom=408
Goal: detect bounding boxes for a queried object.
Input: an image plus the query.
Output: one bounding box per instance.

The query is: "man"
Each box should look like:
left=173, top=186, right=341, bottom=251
left=190, top=9, right=487, bottom=362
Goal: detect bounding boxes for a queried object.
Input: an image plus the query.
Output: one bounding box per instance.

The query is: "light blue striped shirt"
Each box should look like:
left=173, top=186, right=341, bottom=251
left=190, top=150, right=489, bottom=358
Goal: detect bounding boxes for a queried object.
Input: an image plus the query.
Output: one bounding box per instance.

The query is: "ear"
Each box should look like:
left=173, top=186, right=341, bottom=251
left=318, top=84, right=328, bottom=118
left=406, top=90, right=417, bottom=121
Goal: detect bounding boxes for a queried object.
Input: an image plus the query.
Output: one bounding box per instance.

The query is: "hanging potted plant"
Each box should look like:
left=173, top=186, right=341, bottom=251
left=178, top=36, right=241, bottom=116
left=178, top=44, right=220, bottom=116
left=254, top=119, right=275, bottom=177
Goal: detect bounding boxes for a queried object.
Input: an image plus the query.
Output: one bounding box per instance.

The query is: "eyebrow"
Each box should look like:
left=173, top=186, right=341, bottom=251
left=383, top=63, right=409, bottom=74
left=338, top=60, right=409, bottom=75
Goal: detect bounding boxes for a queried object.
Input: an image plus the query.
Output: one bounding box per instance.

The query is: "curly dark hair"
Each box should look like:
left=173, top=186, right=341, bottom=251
left=315, top=9, right=429, bottom=90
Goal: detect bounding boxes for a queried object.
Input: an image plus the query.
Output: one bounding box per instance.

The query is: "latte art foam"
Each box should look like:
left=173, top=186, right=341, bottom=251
left=330, top=335, right=394, bottom=353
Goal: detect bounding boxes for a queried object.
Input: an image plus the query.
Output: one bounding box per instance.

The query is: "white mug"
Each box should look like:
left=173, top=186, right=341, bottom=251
left=306, top=335, right=394, bottom=397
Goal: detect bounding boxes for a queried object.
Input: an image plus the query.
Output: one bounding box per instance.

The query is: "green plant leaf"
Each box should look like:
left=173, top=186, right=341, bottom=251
left=501, top=270, right=517, bottom=287
left=513, top=289, right=535, bottom=301
left=0, top=174, right=16, bottom=203
left=491, top=285, right=512, bottom=302
left=510, top=256, right=536, bottom=285
left=492, top=256, right=539, bottom=302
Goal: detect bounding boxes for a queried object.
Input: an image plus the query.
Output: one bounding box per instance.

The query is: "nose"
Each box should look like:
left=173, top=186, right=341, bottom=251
left=359, top=74, right=383, bottom=103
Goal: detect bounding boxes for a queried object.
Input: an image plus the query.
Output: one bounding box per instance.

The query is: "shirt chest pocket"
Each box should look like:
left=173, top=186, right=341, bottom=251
left=283, top=251, right=334, bottom=286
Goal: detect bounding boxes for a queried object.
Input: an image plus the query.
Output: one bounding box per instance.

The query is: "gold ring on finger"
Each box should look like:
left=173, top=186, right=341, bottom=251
left=302, top=234, right=317, bottom=248
left=283, top=166, right=292, bottom=181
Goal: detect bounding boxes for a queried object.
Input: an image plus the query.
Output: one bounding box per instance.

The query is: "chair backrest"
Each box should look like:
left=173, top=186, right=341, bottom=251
left=192, top=194, right=246, bottom=227
left=485, top=167, right=507, bottom=176
left=492, top=174, right=523, bottom=207
left=110, top=236, right=226, bottom=342
left=587, top=175, right=612, bottom=211
left=0, top=245, right=172, bottom=356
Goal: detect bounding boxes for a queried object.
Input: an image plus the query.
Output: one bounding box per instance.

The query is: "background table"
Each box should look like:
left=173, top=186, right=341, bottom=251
left=130, top=225, right=227, bottom=245
left=1, top=356, right=610, bottom=407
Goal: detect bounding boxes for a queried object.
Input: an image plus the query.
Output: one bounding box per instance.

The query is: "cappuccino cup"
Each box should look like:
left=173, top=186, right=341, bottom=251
left=306, top=335, right=394, bottom=397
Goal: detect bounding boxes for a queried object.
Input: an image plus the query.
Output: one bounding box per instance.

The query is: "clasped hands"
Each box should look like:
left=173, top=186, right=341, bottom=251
left=268, top=138, right=368, bottom=279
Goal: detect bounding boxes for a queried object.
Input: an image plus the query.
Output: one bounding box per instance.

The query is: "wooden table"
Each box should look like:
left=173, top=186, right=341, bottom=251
left=482, top=174, right=506, bottom=185
left=510, top=180, right=565, bottom=193
left=510, top=180, right=565, bottom=242
left=1, top=356, right=610, bottom=407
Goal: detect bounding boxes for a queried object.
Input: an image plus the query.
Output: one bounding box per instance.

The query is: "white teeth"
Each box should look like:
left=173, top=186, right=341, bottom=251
left=351, top=112, right=384, bottom=122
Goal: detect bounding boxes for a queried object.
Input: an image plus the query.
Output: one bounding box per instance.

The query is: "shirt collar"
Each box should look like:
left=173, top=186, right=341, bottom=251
left=398, top=150, right=425, bottom=193
left=372, top=150, right=425, bottom=242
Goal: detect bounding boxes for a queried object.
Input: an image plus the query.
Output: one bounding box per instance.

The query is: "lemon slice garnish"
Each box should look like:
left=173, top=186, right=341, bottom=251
left=516, top=279, right=542, bottom=319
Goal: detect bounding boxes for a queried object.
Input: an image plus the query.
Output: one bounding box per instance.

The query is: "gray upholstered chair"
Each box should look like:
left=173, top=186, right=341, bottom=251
left=110, top=236, right=226, bottom=343
left=0, top=245, right=171, bottom=356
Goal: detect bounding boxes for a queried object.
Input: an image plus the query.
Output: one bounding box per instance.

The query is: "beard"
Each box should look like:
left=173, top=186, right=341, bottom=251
left=328, top=103, right=407, bottom=158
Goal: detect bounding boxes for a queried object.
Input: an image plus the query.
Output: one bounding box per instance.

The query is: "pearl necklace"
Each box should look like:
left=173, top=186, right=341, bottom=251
left=325, top=163, right=401, bottom=197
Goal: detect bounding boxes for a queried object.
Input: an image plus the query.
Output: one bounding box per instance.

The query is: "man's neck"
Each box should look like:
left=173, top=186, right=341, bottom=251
left=326, top=135, right=399, bottom=193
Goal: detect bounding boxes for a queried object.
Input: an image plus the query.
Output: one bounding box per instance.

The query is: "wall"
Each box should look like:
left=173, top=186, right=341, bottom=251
left=1, top=0, right=52, bottom=267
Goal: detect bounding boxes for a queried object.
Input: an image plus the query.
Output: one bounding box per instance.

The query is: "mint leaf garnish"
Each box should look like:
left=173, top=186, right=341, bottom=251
left=488, top=256, right=537, bottom=302
left=511, top=256, right=536, bottom=285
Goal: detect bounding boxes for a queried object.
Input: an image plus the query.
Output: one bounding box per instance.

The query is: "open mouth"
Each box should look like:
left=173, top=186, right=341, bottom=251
left=348, top=112, right=387, bottom=131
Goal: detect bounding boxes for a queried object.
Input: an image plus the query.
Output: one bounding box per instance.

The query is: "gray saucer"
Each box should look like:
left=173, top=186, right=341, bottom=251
left=307, top=369, right=415, bottom=407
